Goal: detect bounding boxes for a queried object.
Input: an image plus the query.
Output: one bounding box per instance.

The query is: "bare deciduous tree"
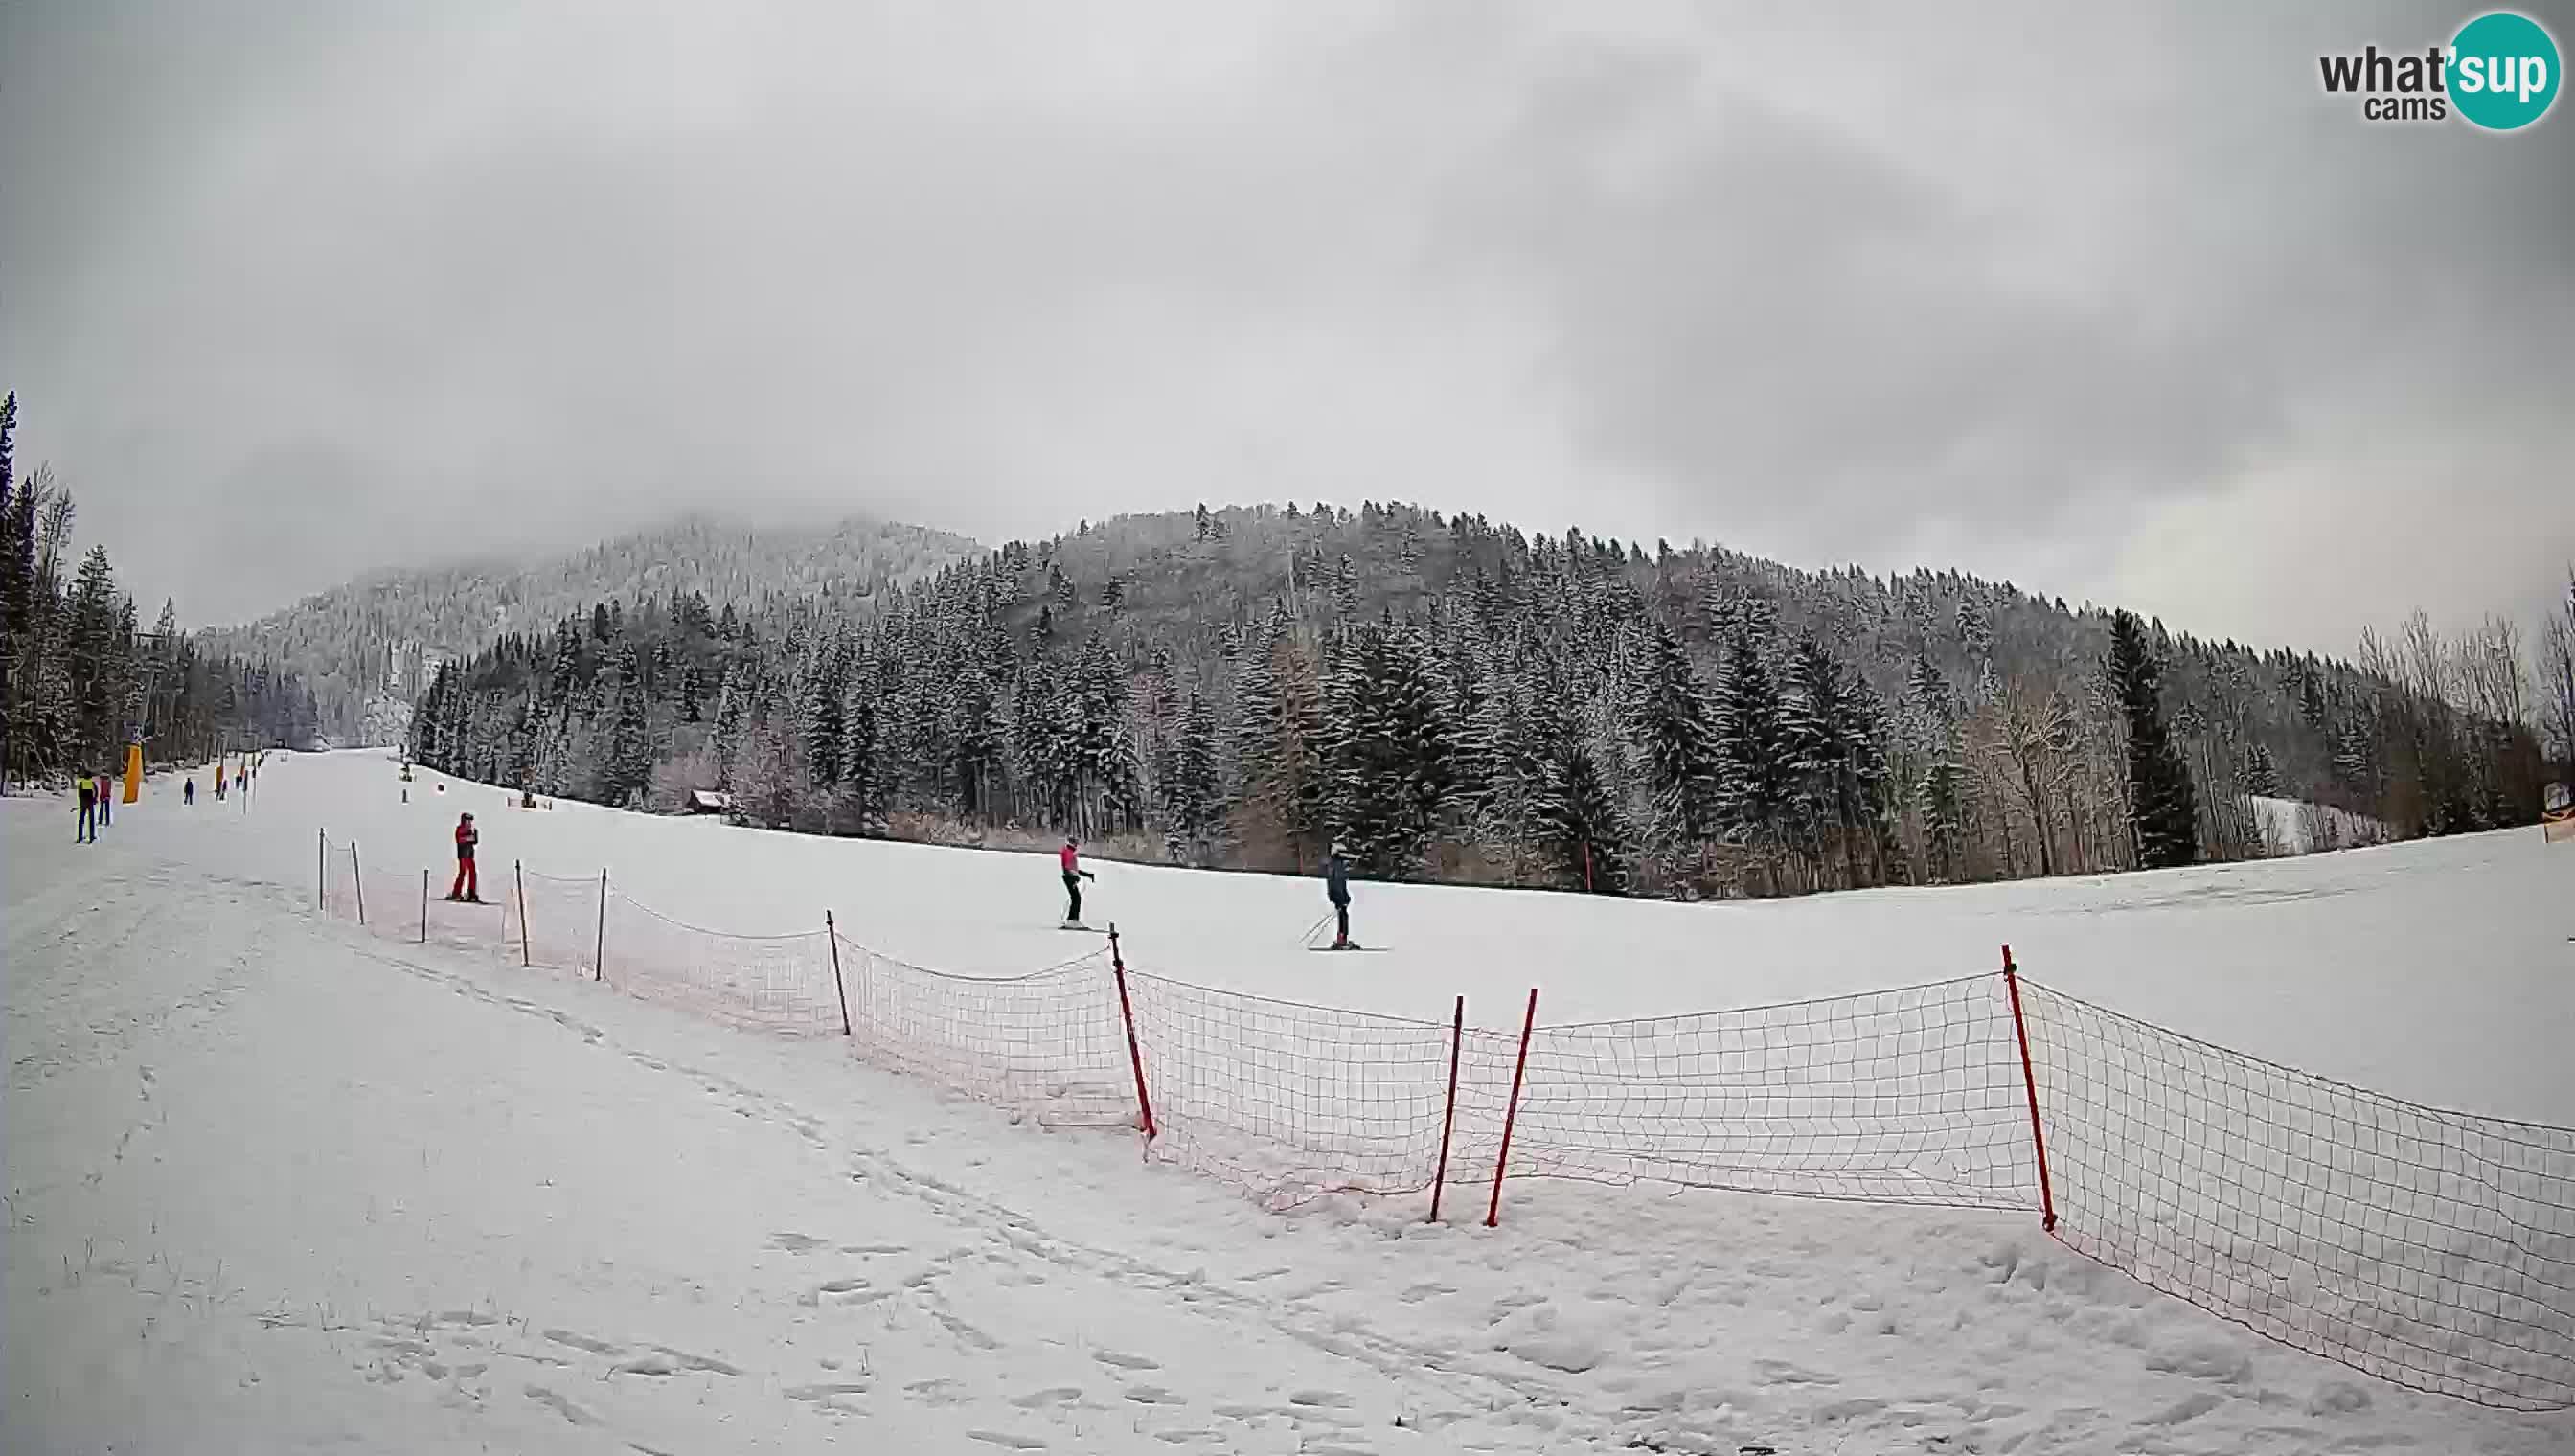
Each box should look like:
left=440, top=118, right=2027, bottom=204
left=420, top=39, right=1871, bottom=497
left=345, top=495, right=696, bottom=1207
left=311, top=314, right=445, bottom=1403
left=2540, top=570, right=2575, bottom=783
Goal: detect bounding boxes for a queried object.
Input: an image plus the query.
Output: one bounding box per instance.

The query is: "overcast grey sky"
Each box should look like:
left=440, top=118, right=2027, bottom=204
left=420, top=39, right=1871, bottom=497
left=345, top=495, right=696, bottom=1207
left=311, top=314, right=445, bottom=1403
left=3, top=1, right=2569, bottom=651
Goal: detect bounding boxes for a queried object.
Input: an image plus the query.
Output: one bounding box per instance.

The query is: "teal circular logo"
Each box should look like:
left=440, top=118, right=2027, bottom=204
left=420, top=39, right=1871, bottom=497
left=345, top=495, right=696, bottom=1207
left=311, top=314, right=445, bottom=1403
left=2450, top=11, right=2561, bottom=130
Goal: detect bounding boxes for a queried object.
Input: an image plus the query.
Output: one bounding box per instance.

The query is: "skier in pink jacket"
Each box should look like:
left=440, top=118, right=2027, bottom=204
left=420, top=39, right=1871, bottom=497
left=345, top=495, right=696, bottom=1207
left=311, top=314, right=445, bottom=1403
left=1060, top=837, right=1096, bottom=926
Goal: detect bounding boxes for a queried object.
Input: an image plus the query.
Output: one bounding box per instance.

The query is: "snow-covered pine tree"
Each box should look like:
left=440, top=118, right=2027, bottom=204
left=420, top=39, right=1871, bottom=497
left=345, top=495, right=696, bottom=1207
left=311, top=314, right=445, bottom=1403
left=1141, top=646, right=1180, bottom=813
left=1162, top=690, right=1221, bottom=862
left=2108, top=609, right=2199, bottom=868
left=1025, top=658, right=1072, bottom=820
left=1776, top=635, right=1834, bottom=873
left=1711, top=598, right=1791, bottom=889
left=1226, top=600, right=1327, bottom=868
left=65, top=545, right=124, bottom=751
left=677, top=660, right=703, bottom=723
left=2243, top=739, right=2280, bottom=798
left=1845, top=674, right=1897, bottom=883
left=410, top=662, right=452, bottom=767
left=946, top=660, right=1005, bottom=825
left=599, top=643, right=654, bottom=808
left=711, top=660, right=749, bottom=789
left=1958, top=594, right=1994, bottom=665
left=836, top=642, right=884, bottom=834
left=1623, top=622, right=1722, bottom=882
left=1522, top=683, right=1629, bottom=894
left=1068, top=634, right=1141, bottom=836
left=801, top=627, right=848, bottom=788
left=1321, top=622, right=1451, bottom=876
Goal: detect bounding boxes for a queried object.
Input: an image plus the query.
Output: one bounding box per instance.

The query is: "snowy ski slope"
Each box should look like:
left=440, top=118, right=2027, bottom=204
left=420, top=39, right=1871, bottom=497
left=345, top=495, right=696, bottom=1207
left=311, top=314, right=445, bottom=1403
left=6, top=750, right=2571, bottom=1453
left=237, top=750, right=2575, bottom=1123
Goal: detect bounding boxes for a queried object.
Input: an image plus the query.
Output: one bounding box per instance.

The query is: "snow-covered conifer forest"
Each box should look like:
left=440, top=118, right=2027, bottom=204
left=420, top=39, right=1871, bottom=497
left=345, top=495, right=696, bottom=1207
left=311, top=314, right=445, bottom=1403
left=363, top=500, right=2572, bottom=900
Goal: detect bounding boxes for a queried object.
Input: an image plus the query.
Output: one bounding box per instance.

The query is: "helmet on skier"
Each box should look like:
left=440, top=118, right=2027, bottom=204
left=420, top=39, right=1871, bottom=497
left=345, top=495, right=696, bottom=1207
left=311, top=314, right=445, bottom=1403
left=461, top=811, right=474, bottom=821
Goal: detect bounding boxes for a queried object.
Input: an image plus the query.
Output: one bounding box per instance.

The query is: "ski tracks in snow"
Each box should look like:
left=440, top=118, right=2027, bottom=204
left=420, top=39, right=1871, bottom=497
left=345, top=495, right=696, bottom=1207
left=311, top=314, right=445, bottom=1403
left=2, top=823, right=1562, bottom=1453
left=323, top=930, right=1583, bottom=1451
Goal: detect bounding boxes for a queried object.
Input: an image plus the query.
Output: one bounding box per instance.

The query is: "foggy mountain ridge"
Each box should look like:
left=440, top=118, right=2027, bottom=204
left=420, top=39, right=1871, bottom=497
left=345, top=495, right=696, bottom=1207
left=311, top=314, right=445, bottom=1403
left=197, top=512, right=987, bottom=740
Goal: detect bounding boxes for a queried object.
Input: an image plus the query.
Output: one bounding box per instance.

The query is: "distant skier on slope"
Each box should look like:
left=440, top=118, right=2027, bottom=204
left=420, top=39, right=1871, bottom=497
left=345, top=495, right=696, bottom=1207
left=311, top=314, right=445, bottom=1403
left=74, top=772, right=97, bottom=843
left=95, top=767, right=113, bottom=827
left=1060, top=836, right=1096, bottom=926
left=447, top=812, right=482, bottom=902
left=1325, top=841, right=1353, bottom=949
left=183, top=776, right=195, bottom=806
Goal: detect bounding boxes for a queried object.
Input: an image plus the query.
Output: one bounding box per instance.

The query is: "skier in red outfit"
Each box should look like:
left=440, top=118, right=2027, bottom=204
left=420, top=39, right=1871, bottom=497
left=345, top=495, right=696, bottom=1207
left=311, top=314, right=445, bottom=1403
left=448, top=812, right=482, bottom=902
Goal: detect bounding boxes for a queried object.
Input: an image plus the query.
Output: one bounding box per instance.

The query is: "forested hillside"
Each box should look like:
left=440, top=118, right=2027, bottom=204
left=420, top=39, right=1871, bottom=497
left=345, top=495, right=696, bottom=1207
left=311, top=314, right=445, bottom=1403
left=201, top=514, right=984, bottom=742
left=1, top=395, right=321, bottom=788
left=407, top=501, right=2562, bottom=900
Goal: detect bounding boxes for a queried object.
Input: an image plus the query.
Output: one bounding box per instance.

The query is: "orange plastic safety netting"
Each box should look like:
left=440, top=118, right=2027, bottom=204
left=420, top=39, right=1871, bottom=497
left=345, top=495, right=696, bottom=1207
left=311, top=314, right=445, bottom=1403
left=2019, top=980, right=2575, bottom=1411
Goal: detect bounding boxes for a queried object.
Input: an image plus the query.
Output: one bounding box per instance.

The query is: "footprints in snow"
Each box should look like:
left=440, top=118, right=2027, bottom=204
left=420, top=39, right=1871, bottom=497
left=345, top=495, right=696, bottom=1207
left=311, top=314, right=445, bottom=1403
left=308, top=1308, right=747, bottom=1431
left=1011, top=1386, right=1084, bottom=1408
left=783, top=1380, right=874, bottom=1409
left=523, top=1384, right=598, bottom=1425
left=763, top=1224, right=1405, bottom=1445
left=544, top=1328, right=623, bottom=1356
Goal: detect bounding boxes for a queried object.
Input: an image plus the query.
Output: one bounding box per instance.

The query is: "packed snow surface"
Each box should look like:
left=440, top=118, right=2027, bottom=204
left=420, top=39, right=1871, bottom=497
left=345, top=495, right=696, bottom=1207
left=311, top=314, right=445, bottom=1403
left=7, top=748, right=2571, bottom=1453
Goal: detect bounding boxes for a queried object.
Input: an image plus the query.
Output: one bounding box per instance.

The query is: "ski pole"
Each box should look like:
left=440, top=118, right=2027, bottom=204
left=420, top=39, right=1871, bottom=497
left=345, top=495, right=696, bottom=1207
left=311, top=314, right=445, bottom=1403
left=1297, top=911, right=1332, bottom=947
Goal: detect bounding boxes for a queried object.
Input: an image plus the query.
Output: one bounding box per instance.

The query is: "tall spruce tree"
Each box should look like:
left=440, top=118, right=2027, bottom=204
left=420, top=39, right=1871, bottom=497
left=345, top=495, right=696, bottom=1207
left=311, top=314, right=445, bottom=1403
left=2108, top=610, right=2199, bottom=868
left=1625, top=623, right=1724, bottom=871
left=1524, top=688, right=1627, bottom=894
left=1162, top=690, right=1221, bottom=861
left=1324, top=623, right=1451, bottom=876
left=582, top=643, right=649, bottom=807
left=1712, top=600, right=1790, bottom=876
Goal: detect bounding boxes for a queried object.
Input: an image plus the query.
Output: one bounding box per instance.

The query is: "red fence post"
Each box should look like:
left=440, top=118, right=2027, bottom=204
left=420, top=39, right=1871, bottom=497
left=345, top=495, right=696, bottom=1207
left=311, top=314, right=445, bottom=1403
left=352, top=843, right=366, bottom=926
left=421, top=868, right=429, bottom=944
left=514, top=859, right=531, bottom=967
left=1429, top=994, right=1464, bottom=1223
left=825, top=911, right=854, bottom=1036
left=1486, top=987, right=1538, bottom=1229
left=593, top=870, right=607, bottom=983
left=1107, top=924, right=1156, bottom=1141
left=2002, top=944, right=2059, bottom=1234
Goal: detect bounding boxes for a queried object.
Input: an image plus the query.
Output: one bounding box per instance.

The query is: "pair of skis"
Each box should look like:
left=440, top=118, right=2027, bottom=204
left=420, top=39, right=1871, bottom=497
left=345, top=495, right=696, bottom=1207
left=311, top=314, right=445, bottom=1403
left=1300, top=909, right=1382, bottom=952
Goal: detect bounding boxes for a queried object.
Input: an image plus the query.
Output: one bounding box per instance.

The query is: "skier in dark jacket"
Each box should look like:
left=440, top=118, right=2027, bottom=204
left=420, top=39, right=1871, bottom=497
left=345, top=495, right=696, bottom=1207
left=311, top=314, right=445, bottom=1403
left=1060, top=837, right=1096, bottom=925
left=183, top=776, right=195, bottom=806
left=75, top=773, right=98, bottom=843
left=1325, top=842, right=1352, bottom=949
